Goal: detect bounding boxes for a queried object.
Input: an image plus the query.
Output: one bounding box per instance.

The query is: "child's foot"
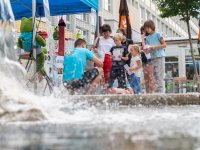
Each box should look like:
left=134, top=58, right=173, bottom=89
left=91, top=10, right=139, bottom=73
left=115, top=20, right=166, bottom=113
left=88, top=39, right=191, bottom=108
left=105, top=88, right=115, bottom=94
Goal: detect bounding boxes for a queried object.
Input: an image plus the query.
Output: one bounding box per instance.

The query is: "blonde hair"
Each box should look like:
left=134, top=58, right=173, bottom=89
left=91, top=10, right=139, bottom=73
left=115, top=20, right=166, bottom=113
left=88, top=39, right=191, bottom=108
left=113, top=33, right=123, bottom=40
left=128, top=44, right=140, bottom=53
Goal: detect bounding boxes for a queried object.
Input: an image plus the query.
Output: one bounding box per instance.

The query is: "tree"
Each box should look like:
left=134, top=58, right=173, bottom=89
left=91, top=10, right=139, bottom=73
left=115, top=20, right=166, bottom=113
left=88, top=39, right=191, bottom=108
left=155, top=0, right=200, bottom=82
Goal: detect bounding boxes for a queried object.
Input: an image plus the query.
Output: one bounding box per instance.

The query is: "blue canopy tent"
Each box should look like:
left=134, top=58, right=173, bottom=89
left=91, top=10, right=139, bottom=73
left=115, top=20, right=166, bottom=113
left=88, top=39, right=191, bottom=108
left=9, top=0, right=98, bottom=94
left=10, top=0, right=98, bottom=20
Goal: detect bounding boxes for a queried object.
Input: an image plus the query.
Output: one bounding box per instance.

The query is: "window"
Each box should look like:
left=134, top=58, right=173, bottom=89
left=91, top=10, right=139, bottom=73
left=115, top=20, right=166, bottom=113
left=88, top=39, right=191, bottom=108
left=66, top=15, right=70, bottom=22
left=90, top=33, right=95, bottom=45
left=146, top=10, right=151, bottom=20
left=76, top=14, right=82, bottom=20
left=185, top=55, right=200, bottom=81
left=166, top=26, right=168, bottom=37
left=173, top=31, right=176, bottom=37
left=135, top=1, right=138, bottom=9
left=169, top=29, right=172, bottom=37
left=66, top=15, right=71, bottom=30
left=140, top=6, right=145, bottom=26
left=76, top=14, right=89, bottom=23
left=76, top=28, right=89, bottom=42
left=165, top=57, right=179, bottom=78
left=161, top=23, right=164, bottom=33
left=157, top=19, right=160, bottom=32
left=83, top=30, right=88, bottom=41
left=152, top=15, right=156, bottom=24
left=66, top=24, right=70, bottom=30
left=104, top=0, right=111, bottom=12
left=163, top=25, right=167, bottom=37
left=90, top=14, right=96, bottom=26
left=83, top=14, right=88, bottom=22
left=132, top=0, right=135, bottom=6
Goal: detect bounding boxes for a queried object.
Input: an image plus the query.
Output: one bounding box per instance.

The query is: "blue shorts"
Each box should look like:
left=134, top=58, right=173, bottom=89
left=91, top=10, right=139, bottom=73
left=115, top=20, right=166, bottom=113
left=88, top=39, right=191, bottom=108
left=129, top=73, right=141, bottom=94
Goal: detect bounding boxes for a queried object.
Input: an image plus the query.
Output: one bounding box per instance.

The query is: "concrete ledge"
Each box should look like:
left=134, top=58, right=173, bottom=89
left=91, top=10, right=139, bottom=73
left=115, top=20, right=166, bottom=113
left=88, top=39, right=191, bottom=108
left=69, top=94, right=200, bottom=106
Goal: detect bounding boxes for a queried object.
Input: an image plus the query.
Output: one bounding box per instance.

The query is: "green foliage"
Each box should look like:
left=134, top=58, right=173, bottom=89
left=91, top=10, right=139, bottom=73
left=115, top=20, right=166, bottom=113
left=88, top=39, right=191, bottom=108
left=155, top=0, right=200, bottom=21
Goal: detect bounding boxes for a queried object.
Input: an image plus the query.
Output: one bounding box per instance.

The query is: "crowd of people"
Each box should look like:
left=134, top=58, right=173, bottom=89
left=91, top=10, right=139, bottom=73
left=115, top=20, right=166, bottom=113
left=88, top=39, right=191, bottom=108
left=62, top=19, right=167, bottom=95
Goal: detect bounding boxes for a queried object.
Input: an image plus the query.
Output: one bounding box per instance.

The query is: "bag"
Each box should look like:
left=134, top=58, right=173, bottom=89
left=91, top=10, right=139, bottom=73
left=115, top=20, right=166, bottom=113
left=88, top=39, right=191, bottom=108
left=141, top=51, right=148, bottom=64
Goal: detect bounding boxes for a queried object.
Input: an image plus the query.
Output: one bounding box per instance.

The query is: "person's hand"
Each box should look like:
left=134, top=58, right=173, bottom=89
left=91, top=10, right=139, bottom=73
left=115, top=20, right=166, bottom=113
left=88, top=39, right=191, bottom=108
left=92, top=47, right=98, bottom=53
left=143, top=48, right=149, bottom=54
left=118, top=55, right=122, bottom=59
left=148, top=46, right=155, bottom=52
left=143, top=46, right=150, bottom=54
left=111, top=55, right=115, bottom=60
left=141, top=33, right=145, bottom=39
left=129, top=67, right=135, bottom=71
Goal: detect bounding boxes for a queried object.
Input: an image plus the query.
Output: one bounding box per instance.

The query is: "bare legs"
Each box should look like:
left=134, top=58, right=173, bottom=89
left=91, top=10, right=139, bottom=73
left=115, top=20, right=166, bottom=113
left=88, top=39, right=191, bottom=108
left=85, top=67, right=103, bottom=95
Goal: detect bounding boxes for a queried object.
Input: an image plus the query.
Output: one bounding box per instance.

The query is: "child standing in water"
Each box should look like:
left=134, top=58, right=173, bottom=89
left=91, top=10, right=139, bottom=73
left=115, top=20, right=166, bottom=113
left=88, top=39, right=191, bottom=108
left=108, top=33, right=129, bottom=89
left=140, top=26, right=155, bottom=94
left=144, top=20, right=166, bottom=93
left=129, top=45, right=142, bottom=94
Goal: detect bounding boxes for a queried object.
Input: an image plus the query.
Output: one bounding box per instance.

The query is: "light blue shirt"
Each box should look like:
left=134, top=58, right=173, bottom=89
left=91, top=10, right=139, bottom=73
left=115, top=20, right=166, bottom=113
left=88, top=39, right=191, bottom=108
left=145, top=32, right=165, bottom=59
left=63, top=48, right=94, bottom=82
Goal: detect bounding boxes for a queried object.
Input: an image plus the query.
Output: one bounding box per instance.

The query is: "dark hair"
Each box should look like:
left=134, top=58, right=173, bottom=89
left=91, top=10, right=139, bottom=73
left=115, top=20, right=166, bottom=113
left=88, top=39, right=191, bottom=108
left=99, top=26, right=103, bottom=36
left=102, top=24, right=112, bottom=33
left=140, top=26, right=149, bottom=36
left=74, top=39, right=86, bottom=47
left=117, top=28, right=126, bottom=36
left=140, top=26, right=145, bottom=34
left=144, top=20, right=156, bottom=31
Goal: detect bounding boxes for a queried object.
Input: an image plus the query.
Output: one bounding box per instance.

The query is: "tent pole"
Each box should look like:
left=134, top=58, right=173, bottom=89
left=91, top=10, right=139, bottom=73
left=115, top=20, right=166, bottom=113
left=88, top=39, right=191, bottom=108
left=32, top=0, right=37, bottom=94
left=96, top=10, right=99, bottom=37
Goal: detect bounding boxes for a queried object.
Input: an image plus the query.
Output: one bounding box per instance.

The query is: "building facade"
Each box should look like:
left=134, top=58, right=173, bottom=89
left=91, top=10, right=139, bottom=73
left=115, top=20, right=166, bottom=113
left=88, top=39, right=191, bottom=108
left=54, top=13, right=97, bottom=45
left=15, top=0, right=199, bottom=44
left=99, top=0, right=199, bottom=42
left=48, top=0, right=199, bottom=44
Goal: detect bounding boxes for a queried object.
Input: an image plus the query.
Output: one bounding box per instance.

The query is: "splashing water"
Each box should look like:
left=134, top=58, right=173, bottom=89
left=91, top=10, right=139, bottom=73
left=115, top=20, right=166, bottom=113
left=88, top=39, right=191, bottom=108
left=1, top=1, right=200, bottom=150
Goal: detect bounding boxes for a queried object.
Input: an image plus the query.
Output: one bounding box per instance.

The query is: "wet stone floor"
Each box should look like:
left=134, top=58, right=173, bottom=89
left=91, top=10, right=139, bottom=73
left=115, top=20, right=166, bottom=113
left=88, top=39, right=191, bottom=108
left=0, top=106, right=200, bottom=150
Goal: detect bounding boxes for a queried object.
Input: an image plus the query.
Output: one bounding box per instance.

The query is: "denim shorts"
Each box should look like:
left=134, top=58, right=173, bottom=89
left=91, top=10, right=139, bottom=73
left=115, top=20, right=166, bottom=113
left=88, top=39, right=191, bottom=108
left=129, top=73, right=141, bottom=94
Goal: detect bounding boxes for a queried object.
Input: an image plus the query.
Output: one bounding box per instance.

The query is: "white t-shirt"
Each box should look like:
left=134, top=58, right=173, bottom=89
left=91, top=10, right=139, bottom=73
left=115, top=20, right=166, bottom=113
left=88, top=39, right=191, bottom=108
left=97, top=37, right=115, bottom=61
left=130, top=55, right=142, bottom=77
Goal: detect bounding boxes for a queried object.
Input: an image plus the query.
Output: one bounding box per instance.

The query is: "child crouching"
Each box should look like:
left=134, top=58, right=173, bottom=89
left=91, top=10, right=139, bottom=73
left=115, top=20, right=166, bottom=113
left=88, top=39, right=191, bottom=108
left=129, top=45, right=142, bottom=94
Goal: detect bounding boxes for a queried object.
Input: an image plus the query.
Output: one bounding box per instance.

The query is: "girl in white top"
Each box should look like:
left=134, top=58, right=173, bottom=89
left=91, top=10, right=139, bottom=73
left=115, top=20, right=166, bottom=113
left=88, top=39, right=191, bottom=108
left=93, top=24, right=115, bottom=83
left=128, top=45, right=142, bottom=94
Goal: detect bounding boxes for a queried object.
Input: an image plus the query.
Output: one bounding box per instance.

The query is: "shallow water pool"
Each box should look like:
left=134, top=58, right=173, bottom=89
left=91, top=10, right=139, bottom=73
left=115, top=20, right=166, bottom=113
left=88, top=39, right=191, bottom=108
left=1, top=106, right=200, bottom=150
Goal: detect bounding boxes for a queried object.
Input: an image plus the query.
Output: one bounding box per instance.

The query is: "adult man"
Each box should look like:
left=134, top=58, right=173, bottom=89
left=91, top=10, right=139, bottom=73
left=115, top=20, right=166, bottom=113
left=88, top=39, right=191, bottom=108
left=63, top=39, right=103, bottom=94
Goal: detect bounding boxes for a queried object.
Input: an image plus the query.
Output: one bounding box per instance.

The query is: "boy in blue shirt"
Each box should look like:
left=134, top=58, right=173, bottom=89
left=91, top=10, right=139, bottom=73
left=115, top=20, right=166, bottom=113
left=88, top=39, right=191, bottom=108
left=63, top=39, right=103, bottom=95
left=108, top=33, right=129, bottom=89
left=144, top=20, right=167, bottom=93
